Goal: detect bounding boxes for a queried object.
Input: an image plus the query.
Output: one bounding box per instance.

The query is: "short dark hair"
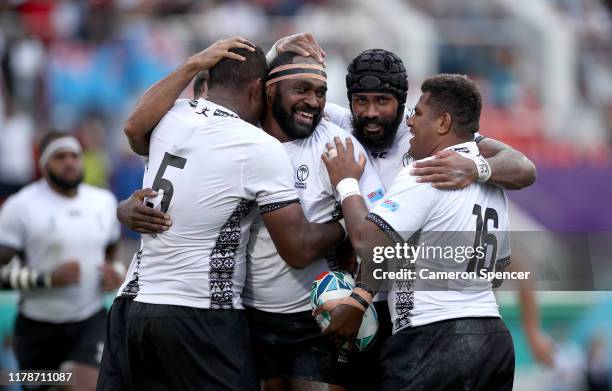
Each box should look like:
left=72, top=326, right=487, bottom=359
left=193, top=70, right=208, bottom=98
left=421, top=74, right=482, bottom=134
left=208, top=46, right=267, bottom=91
left=39, top=130, right=71, bottom=153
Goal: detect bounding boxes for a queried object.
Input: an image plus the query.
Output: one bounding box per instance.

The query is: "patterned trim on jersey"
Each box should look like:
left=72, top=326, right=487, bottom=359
left=209, top=199, right=255, bottom=309
left=393, top=231, right=421, bottom=332
left=474, top=135, right=486, bottom=144
left=259, top=199, right=300, bottom=215
left=496, top=255, right=511, bottom=268
left=121, top=249, right=143, bottom=298
left=366, top=213, right=404, bottom=244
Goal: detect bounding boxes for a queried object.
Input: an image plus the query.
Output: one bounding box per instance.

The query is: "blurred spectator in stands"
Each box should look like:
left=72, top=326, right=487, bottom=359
left=78, top=114, right=110, bottom=188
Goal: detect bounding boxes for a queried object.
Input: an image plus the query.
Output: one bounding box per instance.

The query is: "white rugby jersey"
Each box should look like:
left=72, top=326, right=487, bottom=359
left=0, top=180, right=119, bottom=322
left=367, top=141, right=510, bottom=333
left=129, top=99, right=299, bottom=310
left=324, top=102, right=413, bottom=190
left=242, top=120, right=385, bottom=313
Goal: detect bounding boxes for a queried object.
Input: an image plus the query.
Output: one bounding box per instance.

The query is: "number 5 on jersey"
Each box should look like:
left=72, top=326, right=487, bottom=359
left=148, top=152, right=187, bottom=213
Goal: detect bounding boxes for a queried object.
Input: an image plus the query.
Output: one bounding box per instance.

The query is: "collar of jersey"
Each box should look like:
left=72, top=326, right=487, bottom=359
left=197, top=98, right=239, bottom=118
left=443, top=141, right=479, bottom=157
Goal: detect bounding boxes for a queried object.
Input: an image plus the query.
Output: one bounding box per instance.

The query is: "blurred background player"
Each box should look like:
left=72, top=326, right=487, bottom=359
left=0, top=131, right=123, bottom=391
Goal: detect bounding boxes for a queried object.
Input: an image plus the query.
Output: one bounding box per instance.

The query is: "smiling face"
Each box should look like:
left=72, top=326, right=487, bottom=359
left=350, top=92, right=401, bottom=150
left=407, top=92, right=441, bottom=160
left=271, top=77, right=327, bottom=139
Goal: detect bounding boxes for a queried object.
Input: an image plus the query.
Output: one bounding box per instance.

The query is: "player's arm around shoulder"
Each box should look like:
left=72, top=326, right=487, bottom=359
left=124, top=37, right=257, bottom=155
left=247, top=136, right=345, bottom=269
left=476, top=136, right=537, bottom=189
left=410, top=136, right=536, bottom=191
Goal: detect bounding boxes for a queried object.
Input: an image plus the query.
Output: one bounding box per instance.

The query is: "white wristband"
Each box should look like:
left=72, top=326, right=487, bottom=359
left=472, top=155, right=492, bottom=182
left=336, top=178, right=361, bottom=203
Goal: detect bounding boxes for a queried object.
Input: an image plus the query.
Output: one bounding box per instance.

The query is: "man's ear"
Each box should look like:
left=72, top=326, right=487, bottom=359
left=266, top=83, right=276, bottom=107
left=247, top=78, right=264, bottom=104
left=437, top=112, right=453, bottom=135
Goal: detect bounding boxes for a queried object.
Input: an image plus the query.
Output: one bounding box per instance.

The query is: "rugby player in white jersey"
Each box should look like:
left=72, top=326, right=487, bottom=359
left=318, top=74, right=515, bottom=390
left=240, top=51, right=384, bottom=391
left=0, top=131, right=123, bottom=391
left=321, top=48, right=547, bottom=390
left=107, top=38, right=346, bottom=391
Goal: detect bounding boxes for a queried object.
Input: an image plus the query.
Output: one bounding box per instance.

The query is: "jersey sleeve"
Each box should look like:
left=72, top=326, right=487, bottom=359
left=243, top=137, right=299, bottom=211
left=0, top=196, right=26, bottom=250
left=367, top=165, right=441, bottom=243
left=323, top=102, right=353, bottom=132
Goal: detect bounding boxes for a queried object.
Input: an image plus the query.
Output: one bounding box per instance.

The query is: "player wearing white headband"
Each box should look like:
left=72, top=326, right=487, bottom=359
left=0, top=131, right=123, bottom=391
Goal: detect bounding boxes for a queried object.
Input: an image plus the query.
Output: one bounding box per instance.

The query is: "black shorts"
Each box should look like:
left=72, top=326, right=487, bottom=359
left=97, top=296, right=133, bottom=391
left=380, top=317, right=515, bottom=391
left=345, top=301, right=392, bottom=391
left=246, top=307, right=347, bottom=386
left=14, top=308, right=107, bottom=370
left=127, top=301, right=258, bottom=391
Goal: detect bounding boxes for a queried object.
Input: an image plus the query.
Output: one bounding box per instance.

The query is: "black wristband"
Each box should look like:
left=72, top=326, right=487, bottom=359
left=350, top=292, right=369, bottom=311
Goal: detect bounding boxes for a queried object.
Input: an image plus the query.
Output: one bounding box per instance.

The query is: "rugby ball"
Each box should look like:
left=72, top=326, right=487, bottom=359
left=310, top=271, right=378, bottom=351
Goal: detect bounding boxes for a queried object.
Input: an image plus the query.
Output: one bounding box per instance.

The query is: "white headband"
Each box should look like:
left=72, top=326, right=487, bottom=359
left=39, top=137, right=82, bottom=170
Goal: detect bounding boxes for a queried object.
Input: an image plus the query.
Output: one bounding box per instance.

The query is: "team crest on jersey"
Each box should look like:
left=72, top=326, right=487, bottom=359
left=381, top=199, right=400, bottom=212
left=402, top=152, right=413, bottom=167
left=213, top=109, right=238, bottom=118
left=295, top=164, right=309, bottom=189
left=367, top=188, right=384, bottom=203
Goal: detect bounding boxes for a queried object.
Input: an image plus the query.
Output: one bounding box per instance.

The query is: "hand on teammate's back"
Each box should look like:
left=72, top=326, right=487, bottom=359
left=50, top=260, right=81, bottom=287
left=411, top=150, right=478, bottom=190
left=274, top=32, right=326, bottom=64
left=117, top=188, right=171, bottom=234
left=321, top=137, right=367, bottom=187
left=186, top=36, right=256, bottom=70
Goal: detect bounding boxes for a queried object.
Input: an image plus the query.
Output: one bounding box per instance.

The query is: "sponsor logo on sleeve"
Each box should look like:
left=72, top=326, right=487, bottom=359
left=213, top=109, right=238, bottom=118
left=367, top=188, right=385, bottom=203
left=380, top=199, right=400, bottom=212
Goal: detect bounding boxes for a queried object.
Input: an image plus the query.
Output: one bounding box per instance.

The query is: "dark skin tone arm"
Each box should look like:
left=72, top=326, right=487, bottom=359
left=312, top=137, right=381, bottom=346
left=116, top=190, right=343, bottom=269
left=411, top=137, right=537, bottom=190
left=261, top=203, right=345, bottom=269
left=124, top=37, right=257, bottom=155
